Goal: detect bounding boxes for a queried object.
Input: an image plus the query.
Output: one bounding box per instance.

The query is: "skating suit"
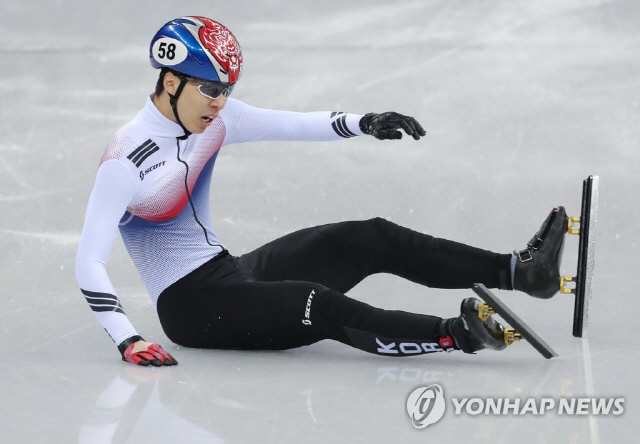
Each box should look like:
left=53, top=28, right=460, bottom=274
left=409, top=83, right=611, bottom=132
left=76, top=96, right=363, bottom=344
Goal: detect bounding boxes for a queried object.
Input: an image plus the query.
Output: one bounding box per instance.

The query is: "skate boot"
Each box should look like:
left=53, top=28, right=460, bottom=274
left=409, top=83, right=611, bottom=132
left=513, top=206, right=568, bottom=299
left=440, top=297, right=513, bottom=354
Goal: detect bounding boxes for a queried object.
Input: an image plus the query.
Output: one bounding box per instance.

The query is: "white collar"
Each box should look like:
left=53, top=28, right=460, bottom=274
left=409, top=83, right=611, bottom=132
left=137, top=95, right=188, bottom=139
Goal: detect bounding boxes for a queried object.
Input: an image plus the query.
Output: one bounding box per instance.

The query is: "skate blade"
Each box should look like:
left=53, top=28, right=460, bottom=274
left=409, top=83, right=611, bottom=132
left=561, top=176, right=599, bottom=337
left=573, top=175, right=599, bottom=337
left=473, top=284, right=558, bottom=359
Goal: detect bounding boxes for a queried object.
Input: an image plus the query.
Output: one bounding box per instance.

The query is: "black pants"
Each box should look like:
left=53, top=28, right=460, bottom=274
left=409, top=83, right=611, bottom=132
left=157, top=218, right=511, bottom=356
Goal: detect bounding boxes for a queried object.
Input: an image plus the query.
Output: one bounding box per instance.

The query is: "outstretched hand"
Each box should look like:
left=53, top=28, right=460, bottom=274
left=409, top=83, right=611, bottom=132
left=119, top=336, right=178, bottom=366
left=359, top=112, right=426, bottom=141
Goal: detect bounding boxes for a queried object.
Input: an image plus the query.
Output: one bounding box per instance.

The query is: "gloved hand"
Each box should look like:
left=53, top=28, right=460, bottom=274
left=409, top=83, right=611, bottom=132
left=118, top=335, right=178, bottom=366
left=359, top=112, right=426, bottom=140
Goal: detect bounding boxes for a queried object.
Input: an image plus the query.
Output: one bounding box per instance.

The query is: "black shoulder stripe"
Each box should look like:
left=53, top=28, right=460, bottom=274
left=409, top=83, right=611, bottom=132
left=81, top=289, right=125, bottom=315
left=330, top=111, right=344, bottom=118
left=135, top=145, right=159, bottom=167
left=127, top=139, right=153, bottom=161
left=127, top=140, right=159, bottom=167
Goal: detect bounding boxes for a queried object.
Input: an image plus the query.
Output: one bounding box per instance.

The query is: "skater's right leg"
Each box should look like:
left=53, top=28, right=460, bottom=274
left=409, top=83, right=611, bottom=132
left=235, top=218, right=513, bottom=293
left=237, top=210, right=570, bottom=300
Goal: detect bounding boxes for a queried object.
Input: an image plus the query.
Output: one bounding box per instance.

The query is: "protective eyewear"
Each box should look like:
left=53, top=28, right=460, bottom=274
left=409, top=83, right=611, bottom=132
left=184, top=76, right=235, bottom=99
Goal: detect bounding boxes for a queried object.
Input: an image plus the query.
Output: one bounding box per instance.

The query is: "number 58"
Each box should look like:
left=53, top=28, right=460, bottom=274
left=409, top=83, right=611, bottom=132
left=157, top=42, right=176, bottom=60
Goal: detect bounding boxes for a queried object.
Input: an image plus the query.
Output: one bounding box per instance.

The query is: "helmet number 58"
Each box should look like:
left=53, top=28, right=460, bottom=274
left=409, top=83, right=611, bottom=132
left=151, top=37, right=188, bottom=66
left=158, top=42, right=176, bottom=60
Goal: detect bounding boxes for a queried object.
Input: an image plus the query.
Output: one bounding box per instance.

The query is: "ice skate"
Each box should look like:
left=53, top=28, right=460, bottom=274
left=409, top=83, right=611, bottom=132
left=443, top=297, right=519, bottom=354
left=473, top=284, right=557, bottom=359
left=513, top=206, right=568, bottom=299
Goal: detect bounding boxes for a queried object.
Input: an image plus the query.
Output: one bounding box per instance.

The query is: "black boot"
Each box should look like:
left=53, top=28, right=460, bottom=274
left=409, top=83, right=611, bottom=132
left=441, top=297, right=507, bottom=354
left=513, top=206, right=568, bottom=299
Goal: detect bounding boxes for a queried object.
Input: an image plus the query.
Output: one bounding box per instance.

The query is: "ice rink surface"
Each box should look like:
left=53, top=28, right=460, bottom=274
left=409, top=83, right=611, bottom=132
left=1, top=0, right=639, bottom=442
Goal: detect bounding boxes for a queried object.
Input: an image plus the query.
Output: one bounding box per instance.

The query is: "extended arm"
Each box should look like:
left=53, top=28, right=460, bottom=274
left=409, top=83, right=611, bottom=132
left=220, top=99, right=425, bottom=145
left=76, top=160, right=176, bottom=366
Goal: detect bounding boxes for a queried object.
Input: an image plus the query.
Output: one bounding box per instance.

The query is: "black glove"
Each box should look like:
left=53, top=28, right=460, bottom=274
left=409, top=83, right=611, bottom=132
left=359, top=112, right=426, bottom=140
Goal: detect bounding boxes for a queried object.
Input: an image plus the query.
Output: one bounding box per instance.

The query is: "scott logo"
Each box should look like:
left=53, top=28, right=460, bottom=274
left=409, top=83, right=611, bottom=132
left=302, top=289, right=315, bottom=325
left=406, top=384, right=446, bottom=429
left=139, top=161, right=166, bottom=180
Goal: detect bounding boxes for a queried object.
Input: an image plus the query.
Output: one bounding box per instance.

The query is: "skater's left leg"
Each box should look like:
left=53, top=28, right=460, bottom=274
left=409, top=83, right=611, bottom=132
left=157, top=263, right=446, bottom=353
left=157, top=262, right=506, bottom=356
left=234, top=218, right=512, bottom=293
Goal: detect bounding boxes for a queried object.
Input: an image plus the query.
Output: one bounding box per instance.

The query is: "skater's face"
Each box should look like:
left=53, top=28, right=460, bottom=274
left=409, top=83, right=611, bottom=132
left=163, top=71, right=228, bottom=134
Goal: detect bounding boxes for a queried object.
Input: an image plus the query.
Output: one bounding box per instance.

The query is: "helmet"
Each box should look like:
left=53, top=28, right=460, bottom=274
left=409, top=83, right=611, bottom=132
left=150, top=16, right=243, bottom=84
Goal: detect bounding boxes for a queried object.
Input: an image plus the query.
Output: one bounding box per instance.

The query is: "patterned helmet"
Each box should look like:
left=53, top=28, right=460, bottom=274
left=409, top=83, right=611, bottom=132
left=150, top=16, right=243, bottom=83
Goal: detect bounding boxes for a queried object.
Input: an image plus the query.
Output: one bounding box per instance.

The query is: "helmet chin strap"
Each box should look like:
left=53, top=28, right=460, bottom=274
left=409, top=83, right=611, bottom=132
left=168, top=79, right=191, bottom=140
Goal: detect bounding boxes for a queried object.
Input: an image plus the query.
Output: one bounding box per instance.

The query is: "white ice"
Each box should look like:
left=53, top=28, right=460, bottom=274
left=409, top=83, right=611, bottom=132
left=1, top=1, right=638, bottom=443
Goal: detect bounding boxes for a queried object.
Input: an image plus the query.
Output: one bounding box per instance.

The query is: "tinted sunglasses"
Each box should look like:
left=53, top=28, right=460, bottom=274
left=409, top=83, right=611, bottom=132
left=182, top=76, right=235, bottom=99
left=196, top=81, right=235, bottom=100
